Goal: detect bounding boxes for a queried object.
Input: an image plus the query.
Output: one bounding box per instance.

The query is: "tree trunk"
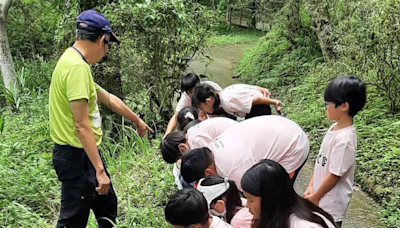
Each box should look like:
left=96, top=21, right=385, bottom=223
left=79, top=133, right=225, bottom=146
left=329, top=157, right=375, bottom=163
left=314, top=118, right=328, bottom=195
left=251, top=0, right=257, bottom=28
left=287, top=0, right=300, bottom=43
left=305, top=0, right=335, bottom=61
left=226, top=0, right=232, bottom=26
left=212, top=0, right=216, bottom=11
left=0, top=0, right=18, bottom=91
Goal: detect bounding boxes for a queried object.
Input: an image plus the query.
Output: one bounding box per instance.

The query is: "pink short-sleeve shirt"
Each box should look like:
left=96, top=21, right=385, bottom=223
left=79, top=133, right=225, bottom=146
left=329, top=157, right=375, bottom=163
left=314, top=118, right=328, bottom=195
left=187, top=117, right=238, bottom=149
left=175, top=81, right=222, bottom=112
left=219, top=84, right=263, bottom=117
left=312, top=123, right=357, bottom=222
left=289, top=213, right=336, bottom=228
left=208, top=116, right=309, bottom=191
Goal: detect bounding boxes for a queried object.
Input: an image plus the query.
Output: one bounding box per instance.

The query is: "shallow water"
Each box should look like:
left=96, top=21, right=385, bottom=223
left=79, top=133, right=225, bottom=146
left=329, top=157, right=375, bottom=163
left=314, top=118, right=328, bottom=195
left=188, top=43, right=254, bottom=88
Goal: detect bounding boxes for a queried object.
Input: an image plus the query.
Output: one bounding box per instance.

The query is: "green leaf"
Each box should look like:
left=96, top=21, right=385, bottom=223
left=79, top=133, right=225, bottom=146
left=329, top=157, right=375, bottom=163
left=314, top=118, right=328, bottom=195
left=0, top=114, right=4, bottom=135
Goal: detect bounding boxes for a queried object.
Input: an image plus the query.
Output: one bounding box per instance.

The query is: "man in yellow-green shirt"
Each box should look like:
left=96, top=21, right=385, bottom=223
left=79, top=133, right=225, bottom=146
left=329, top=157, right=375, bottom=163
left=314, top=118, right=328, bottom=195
left=49, top=9, right=153, bottom=228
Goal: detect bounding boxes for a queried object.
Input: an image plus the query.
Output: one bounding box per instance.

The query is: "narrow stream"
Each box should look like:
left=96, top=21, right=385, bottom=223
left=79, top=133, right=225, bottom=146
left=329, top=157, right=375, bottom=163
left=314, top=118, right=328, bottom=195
left=188, top=43, right=254, bottom=87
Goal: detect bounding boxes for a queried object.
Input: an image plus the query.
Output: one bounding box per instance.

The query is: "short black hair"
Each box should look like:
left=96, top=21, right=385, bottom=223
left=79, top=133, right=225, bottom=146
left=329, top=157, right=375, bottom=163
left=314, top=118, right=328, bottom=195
left=75, top=29, right=102, bottom=42
left=160, top=131, right=186, bottom=164
left=191, top=83, right=220, bottom=110
left=177, top=106, right=199, bottom=131
left=181, top=147, right=213, bottom=183
left=165, top=188, right=209, bottom=226
left=181, top=73, right=200, bottom=92
left=324, top=75, right=366, bottom=117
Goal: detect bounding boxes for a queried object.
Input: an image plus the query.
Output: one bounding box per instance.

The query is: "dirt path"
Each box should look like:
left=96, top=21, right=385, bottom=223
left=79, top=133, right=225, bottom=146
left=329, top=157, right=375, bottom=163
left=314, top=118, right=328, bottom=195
left=189, top=42, right=388, bottom=228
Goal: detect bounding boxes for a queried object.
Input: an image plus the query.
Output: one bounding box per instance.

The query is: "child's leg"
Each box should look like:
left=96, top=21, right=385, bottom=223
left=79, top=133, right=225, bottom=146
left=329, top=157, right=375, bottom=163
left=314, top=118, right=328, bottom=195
left=335, top=221, right=342, bottom=228
left=245, top=104, right=271, bottom=119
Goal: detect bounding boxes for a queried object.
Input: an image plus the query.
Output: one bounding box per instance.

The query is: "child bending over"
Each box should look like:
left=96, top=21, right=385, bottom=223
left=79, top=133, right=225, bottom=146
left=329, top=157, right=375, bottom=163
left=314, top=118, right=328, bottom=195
left=165, top=188, right=233, bottom=228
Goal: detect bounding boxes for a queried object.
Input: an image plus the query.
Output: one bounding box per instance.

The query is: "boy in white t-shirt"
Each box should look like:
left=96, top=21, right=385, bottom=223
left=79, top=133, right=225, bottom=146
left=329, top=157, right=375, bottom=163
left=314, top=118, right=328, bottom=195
left=165, top=188, right=233, bottom=228
left=164, top=73, right=223, bottom=137
left=303, top=75, right=367, bottom=228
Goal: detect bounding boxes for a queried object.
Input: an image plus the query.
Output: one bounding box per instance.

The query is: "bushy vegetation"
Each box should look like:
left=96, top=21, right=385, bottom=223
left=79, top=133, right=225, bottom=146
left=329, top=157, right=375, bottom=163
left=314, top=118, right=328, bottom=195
left=0, top=61, right=176, bottom=227
left=1, top=0, right=399, bottom=227
left=237, top=0, right=400, bottom=227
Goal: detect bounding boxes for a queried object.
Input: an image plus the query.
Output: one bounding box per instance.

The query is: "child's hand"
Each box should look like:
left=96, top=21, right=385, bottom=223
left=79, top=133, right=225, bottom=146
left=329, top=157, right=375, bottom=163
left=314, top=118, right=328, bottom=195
left=305, top=194, right=320, bottom=206
left=303, top=185, right=313, bottom=197
left=273, top=99, right=284, bottom=111
left=260, top=88, right=270, bottom=97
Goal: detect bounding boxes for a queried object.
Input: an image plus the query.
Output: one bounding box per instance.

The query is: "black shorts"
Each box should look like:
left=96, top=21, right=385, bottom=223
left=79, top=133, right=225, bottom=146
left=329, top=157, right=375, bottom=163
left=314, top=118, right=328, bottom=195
left=245, top=104, right=272, bottom=119
left=52, top=144, right=117, bottom=228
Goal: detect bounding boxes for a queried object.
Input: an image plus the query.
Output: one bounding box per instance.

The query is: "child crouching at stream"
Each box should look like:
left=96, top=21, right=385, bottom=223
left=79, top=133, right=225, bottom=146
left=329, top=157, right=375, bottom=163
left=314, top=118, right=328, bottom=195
left=165, top=188, right=233, bottom=228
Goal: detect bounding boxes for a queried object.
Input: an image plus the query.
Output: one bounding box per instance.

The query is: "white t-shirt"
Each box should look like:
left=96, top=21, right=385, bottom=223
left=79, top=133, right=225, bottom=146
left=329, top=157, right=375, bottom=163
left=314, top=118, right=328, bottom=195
left=175, top=81, right=223, bottom=112
left=209, top=216, right=234, bottom=228
left=208, top=116, right=309, bottom=191
left=289, top=213, right=336, bottom=228
left=219, top=84, right=263, bottom=118
left=187, top=117, right=238, bottom=149
left=312, top=123, right=357, bottom=222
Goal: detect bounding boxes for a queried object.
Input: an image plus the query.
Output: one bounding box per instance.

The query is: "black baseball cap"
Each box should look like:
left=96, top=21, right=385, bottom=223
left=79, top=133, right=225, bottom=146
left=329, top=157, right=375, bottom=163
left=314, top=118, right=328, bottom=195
left=76, top=9, right=120, bottom=44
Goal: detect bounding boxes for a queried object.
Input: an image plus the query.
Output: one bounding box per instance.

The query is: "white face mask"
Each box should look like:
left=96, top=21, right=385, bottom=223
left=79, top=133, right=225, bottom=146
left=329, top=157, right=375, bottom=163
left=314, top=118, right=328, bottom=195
left=210, top=204, right=227, bottom=221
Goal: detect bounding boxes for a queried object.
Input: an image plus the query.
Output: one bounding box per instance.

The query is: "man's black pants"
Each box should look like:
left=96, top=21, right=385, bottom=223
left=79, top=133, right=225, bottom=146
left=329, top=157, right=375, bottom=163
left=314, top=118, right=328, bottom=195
left=52, top=144, right=117, bottom=228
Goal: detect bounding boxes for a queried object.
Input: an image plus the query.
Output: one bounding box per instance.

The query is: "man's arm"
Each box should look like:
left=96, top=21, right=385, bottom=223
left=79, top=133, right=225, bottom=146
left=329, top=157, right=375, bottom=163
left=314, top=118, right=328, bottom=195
left=305, top=173, right=340, bottom=206
left=70, top=99, right=110, bottom=195
left=97, top=88, right=154, bottom=136
left=164, top=112, right=178, bottom=138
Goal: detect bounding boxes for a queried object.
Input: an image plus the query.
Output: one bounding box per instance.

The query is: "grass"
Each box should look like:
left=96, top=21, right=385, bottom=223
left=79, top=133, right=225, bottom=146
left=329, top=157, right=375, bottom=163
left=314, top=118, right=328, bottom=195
left=206, top=25, right=263, bottom=46
left=0, top=88, right=175, bottom=227
left=237, top=18, right=400, bottom=227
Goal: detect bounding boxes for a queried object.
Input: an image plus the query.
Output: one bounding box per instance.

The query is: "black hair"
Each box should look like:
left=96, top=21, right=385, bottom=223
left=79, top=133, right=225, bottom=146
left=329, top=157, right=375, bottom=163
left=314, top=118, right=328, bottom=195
left=191, top=83, right=220, bottom=112
left=165, top=188, right=209, bottom=226
left=200, top=175, right=243, bottom=223
left=181, top=73, right=201, bottom=92
left=177, top=106, right=199, bottom=131
left=324, top=75, right=366, bottom=117
left=181, top=147, right=213, bottom=183
left=241, top=159, right=335, bottom=228
left=183, top=120, right=201, bottom=132
left=160, top=131, right=186, bottom=164
left=76, top=29, right=102, bottom=42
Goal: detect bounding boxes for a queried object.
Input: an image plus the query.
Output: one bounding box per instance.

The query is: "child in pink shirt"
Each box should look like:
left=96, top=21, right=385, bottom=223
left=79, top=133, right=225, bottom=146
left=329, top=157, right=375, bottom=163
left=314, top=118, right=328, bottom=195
left=164, top=73, right=222, bottom=137
left=197, top=175, right=253, bottom=228
left=161, top=115, right=237, bottom=164
left=165, top=188, right=233, bottom=228
left=191, top=83, right=283, bottom=119
left=241, top=159, right=336, bottom=228
left=303, top=75, right=367, bottom=228
left=181, top=115, right=309, bottom=191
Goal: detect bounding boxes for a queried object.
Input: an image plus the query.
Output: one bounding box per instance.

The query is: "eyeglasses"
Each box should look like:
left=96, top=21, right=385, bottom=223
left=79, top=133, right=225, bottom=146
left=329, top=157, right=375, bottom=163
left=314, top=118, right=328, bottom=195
left=103, top=39, right=112, bottom=49
left=324, top=101, right=335, bottom=107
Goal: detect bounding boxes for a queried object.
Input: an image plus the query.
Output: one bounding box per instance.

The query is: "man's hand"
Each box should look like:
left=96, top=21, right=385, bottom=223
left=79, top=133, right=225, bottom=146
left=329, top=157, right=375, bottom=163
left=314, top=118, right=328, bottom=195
left=96, top=170, right=110, bottom=195
left=135, top=119, right=154, bottom=137
left=304, top=193, right=320, bottom=206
